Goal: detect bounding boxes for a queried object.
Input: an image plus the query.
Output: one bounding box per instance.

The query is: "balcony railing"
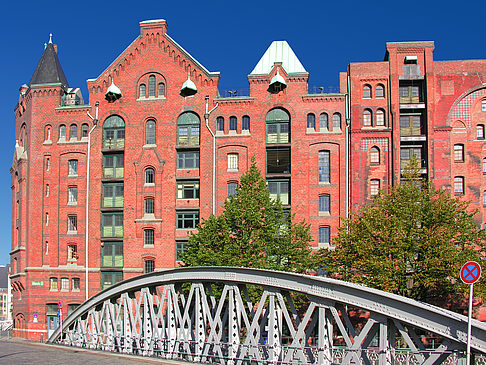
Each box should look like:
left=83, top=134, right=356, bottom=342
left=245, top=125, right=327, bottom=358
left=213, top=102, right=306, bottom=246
left=307, top=86, right=341, bottom=94
left=219, top=89, right=251, bottom=98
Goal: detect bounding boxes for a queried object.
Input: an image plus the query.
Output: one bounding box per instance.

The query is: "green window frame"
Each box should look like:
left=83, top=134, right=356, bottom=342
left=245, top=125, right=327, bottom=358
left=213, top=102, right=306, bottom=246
left=102, top=183, right=123, bottom=208
left=102, top=212, right=123, bottom=238
left=177, top=151, right=200, bottom=169
left=266, top=108, right=290, bottom=143
left=102, top=241, right=123, bottom=267
left=103, top=115, right=125, bottom=149
left=177, top=181, right=200, bottom=199
left=101, top=271, right=123, bottom=290
left=176, top=240, right=187, bottom=261
left=267, top=180, right=289, bottom=205
left=103, top=154, right=124, bottom=178
left=177, top=112, right=200, bottom=146
left=177, top=211, right=199, bottom=229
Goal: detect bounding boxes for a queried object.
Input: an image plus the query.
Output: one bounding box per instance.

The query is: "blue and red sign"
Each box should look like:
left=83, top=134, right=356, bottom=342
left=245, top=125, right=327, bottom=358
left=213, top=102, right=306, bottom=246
left=460, top=261, right=482, bottom=284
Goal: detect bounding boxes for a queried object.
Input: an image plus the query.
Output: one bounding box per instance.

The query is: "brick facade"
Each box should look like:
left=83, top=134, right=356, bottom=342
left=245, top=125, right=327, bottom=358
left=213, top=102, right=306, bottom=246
left=10, top=20, right=486, bottom=339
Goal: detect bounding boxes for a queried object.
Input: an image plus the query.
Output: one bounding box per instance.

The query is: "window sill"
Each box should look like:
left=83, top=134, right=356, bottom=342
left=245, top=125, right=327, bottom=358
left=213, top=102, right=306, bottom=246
left=137, top=96, right=166, bottom=101
left=67, top=202, right=77, bottom=206
left=227, top=169, right=239, bottom=173
left=454, top=160, right=465, bottom=163
left=43, top=140, right=52, bottom=145
left=144, top=183, right=155, bottom=187
left=67, top=231, right=77, bottom=235
left=49, top=289, right=58, bottom=292
left=60, top=289, right=68, bottom=293
left=67, top=175, right=78, bottom=178
left=319, top=181, right=331, bottom=185
left=143, top=244, right=155, bottom=249
left=317, top=242, right=331, bottom=249
left=318, top=212, right=331, bottom=217
left=72, top=289, right=80, bottom=293
left=143, top=144, right=157, bottom=149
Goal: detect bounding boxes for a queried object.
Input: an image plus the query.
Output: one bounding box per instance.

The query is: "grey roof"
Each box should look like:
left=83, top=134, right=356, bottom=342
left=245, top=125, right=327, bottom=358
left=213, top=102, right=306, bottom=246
left=0, top=265, right=9, bottom=288
left=29, top=43, right=68, bottom=87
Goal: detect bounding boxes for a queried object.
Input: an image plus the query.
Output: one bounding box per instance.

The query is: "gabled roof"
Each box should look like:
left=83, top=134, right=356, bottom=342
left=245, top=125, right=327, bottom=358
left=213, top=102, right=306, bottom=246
left=250, top=41, right=307, bottom=76
left=29, top=43, right=69, bottom=87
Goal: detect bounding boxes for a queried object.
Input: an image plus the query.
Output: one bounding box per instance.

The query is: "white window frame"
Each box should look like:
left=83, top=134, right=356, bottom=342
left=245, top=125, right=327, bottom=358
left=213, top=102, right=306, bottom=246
left=227, top=153, right=239, bottom=172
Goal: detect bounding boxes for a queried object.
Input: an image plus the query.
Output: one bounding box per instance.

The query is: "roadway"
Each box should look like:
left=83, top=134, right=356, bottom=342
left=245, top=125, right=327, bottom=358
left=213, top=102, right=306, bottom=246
left=0, top=339, right=187, bottom=365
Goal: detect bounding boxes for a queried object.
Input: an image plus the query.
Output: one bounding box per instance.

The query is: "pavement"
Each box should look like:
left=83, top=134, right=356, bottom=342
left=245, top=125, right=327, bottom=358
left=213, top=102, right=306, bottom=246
left=0, top=338, right=190, bottom=365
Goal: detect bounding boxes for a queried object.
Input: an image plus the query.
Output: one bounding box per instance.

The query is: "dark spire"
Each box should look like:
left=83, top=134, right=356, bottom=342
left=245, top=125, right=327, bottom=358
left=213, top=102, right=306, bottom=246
left=29, top=37, right=68, bottom=87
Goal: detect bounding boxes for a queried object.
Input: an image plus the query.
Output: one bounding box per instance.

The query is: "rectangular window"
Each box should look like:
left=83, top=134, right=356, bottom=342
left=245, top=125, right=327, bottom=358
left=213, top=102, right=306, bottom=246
left=477, top=125, right=485, bottom=139
left=266, top=122, right=289, bottom=143
left=61, top=278, right=69, bottom=291
left=103, top=154, right=124, bottom=178
left=177, top=211, right=199, bottom=229
left=102, top=213, right=123, bottom=237
left=177, top=151, right=200, bottom=169
left=267, top=180, right=289, bottom=205
left=227, top=182, right=238, bottom=197
left=454, top=145, right=464, bottom=162
left=102, top=242, right=123, bottom=267
left=50, top=278, right=58, bottom=291
left=318, top=150, right=330, bottom=183
left=71, top=278, right=80, bottom=291
left=68, top=244, right=77, bottom=260
left=176, top=241, right=187, bottom=261
left=267, top=148, right=290, bottom=174
left=370, top=179, right=380, bottom=196
left=227, top=153, right=239, bottom=171
left=68, top=215, right=77, bottom=233
left=177, top=181, right=200, bottom=199
left=144, top=229, right=155, bottom=246
left=399, top=115, right=422, bottom=136
left=399, top=85, right=421, bottom=103
left=68, top=159, right=78, bottom=176
left=144, top=198, right=154, bottom=214
left=177, top=125, right=200, bottom=146
left=102, top=183, right=124, bottom=208
left=318, top=227, right=330, bottom=246
left=144, top=260, right=155, bottom=273
left=101, top=271, right=123, bottom=290
left=68, top=186, right=77, bottom=204
left=319, top=195, right=330, bottom=215
left=454, top=177, right=464, bottom=195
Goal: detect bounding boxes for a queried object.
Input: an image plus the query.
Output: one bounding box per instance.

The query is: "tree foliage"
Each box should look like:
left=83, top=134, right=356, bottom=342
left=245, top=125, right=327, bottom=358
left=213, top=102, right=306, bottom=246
left=318, top=161, right=486, bottom=309
left=182, top=157, right=315, bottom=273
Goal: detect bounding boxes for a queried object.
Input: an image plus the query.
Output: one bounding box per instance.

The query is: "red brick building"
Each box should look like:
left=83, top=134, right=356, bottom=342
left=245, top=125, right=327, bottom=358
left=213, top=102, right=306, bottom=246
left=10, top=19, right=486, bottom=339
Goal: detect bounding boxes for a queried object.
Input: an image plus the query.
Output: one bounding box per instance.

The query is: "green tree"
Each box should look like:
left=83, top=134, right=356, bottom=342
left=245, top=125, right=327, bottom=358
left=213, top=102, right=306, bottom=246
left=182, top=157, right=314, bottom=273
left=318, top=161, right=486, bottom=309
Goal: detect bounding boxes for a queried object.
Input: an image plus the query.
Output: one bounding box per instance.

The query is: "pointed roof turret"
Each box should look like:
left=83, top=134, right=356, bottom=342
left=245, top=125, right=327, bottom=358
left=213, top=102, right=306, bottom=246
left=29, top=35, right=68, bottom=87
left=250, top=41, right=307, bottom=76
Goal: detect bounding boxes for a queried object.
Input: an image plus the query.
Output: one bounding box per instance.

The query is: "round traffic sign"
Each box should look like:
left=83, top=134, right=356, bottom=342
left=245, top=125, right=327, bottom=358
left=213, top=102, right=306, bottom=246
left=460, top=261, right=482, bottom=284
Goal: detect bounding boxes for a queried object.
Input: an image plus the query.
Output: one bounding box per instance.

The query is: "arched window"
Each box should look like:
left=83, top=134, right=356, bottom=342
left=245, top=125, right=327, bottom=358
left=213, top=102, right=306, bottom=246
left=376, top=84, right=385, bottom=98
left=363, top=84, right=372, bottom=98
left=144, top=229, right=154, bottom=245
left=229, top=116, right=237, bottom=131
left=318, top=150, right=330, bottom=183
left=242, top=115, right=250, bottom=131
left=145, top=168, right=155, bottom=184
left=370, top=146, right=380, bottom=165
left=217, top=117, right=224, bottom=132
left=319, top=113, right=329, bottom=130
left=307, top=113, right=316, bottom=129
left=103, top=115, right=125, bottom=149
left=144, top=259, right=155, bottom=273
left=370, top=179, right=380, bottom=196
left=477, top=124, right=485, bottom=139
left=483, top=158, right=486, bottom=174
left=81, top=123, right=89, bottom=138
left=145, top=119, right=156, bottom=145
left=266, top=108, right=290, bottom=143
left=454, top=144, right=464, bottom=162
left=454, top=176, right=464, bottom=195
left=45, top=125, right=51, bottom=141
left=59, top=124, right=66, bottom=140
left=69, top=124, right=77, bottom=140
left=376, top=109, right=385, bottom=126
left=363, top=109, right=372, bottom=126
left=482, top=99, right=486, bottom=112
left=158, top=83, right=165, bottom=97
left=332, top=113, right=341, bottom=130
left=144, top=198, right=154, bottom=215
left=227, top=153, right=239, bottom=171
left=177, top=112, right=200, bottom=146
left=139, top=84, right=146, bottom=98
left=483, top=191, right=486, bottom=206
left=148, top=75, right=156, bottom=97
left=319, top=195, right=330, bottom=215
left=319, top=226, right=331, bottom=246
left=227, top=182, right=238, bottom=197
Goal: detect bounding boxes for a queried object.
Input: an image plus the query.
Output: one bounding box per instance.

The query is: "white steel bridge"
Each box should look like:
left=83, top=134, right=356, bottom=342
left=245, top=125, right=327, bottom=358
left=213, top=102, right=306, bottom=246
left=48, top=267, right=486, bottom=364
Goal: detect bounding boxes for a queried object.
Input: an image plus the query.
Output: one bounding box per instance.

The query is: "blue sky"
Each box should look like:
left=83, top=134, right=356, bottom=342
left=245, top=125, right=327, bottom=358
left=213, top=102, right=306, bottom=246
left=1, top=0, right=485, bottom=264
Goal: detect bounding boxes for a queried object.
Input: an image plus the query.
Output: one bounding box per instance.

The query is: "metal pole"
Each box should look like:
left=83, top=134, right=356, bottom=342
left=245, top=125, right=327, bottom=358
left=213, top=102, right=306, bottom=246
left=466, top=283, right=473, bottom=365
left=85, top=103, right=99, bottom=300
left=204, top=95, right=218, bottom=215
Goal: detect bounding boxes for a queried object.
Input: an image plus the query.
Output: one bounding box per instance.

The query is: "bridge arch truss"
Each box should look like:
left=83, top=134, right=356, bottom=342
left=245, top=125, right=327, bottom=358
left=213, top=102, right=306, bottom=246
left=48, top=267, right=486, bottom=364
